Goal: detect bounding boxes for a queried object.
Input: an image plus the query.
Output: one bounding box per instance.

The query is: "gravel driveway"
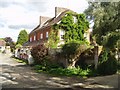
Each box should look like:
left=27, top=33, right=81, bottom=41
left=0, top=53, right=119, bottom=90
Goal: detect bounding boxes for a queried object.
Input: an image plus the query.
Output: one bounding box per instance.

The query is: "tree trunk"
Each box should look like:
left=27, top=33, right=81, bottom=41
left=94, top=46, right=98, bottom=69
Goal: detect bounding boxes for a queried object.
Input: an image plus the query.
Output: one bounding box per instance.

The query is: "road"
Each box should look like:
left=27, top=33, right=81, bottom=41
left=0, top=53, right=119, bottom=90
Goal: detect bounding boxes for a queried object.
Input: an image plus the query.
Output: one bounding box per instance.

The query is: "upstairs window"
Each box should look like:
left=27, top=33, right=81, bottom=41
left=40, top=33, right=43, bottom=39
left=34, top=35, right=36, bottom=41
left=73, top=16, right=77, bottom=23
left=60, top=30, right=65, bottom=40
left=30, top=37, right=32, bottom=42
left=46, top=32, right=48, bottom=38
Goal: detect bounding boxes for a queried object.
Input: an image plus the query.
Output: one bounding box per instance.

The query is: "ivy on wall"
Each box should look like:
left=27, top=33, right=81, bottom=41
left=48, top=11, right=89, bottom=48
left=58, top=11, right=89, bottom=43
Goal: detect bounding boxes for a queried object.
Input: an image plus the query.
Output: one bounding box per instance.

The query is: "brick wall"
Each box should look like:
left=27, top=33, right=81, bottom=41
left=29, top=26, right=51, bottom=44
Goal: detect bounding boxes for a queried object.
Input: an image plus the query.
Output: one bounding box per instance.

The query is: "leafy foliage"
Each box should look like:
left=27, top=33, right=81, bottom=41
left=31, top=44, right=48, bottom=64
left=104, top=32, right=120, bottom=49
left=59, top=12, right=89, bottom=42
left=4, top=37, right=15, bottom=52
left=60, top=41, right=88, bottom=68
left=85, top=2, right=120, bottom=72
left=51, top=12, right=90, bottom=68
left=16, top=30, right=28, bottom=45
left=47, top=29, right=59, bottom=48
left=15, top=44, right=22, bottom=49
left=84, top=2, right=120, bottom=48
left=97, top=50, right=117, bottom=75
left=34, top=64, right=91, bottom=77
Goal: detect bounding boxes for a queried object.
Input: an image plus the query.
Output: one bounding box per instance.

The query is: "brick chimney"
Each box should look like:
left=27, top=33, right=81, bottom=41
left=39, top=16, right=51, bottom=26
left=55, top=7, right=68, bottom=17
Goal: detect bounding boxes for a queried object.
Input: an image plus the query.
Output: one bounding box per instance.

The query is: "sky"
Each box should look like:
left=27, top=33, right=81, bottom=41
left=0, top=0, right=89, bottom=42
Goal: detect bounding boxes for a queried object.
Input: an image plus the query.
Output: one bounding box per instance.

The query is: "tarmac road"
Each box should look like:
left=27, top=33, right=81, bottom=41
left=0, top=53, right=119, bottom=90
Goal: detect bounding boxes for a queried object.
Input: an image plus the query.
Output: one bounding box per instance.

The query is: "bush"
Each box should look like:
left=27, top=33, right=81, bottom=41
left=34, top=64, right=92, bottom=77
left=97, top=51, right=117, bottom=75
left=60, top=41, right=88, bottom=68
left=31, top=44, right=48, bottom=64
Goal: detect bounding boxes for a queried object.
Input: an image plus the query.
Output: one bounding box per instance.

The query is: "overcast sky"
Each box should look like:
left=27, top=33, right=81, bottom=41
left=0, top=0, right=89, bottom=42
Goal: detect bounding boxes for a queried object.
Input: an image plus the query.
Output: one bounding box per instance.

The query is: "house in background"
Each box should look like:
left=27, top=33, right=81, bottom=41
left=0, top=39, right=6, bottom=52
left=24, top=7, right=91, bottom=48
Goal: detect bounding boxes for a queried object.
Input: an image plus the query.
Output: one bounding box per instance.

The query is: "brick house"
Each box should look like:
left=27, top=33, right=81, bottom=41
left=19, top=7, right=92, bottom=64
left=24, top=7, right=91, bottom=47
left=16, top=7, right=71, bottom=61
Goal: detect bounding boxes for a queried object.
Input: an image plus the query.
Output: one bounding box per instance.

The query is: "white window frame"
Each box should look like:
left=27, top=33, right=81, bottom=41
left=73, top=16, right=77, bottom=23
left=30, top=37, right=32, bottom=42
left=40, top=33, right=43, bottom=39
left=60, top=30, right=65, bottom=40
left=34, top=35, right=36, bottom=41
left=46, top=32, right=48, bottom=38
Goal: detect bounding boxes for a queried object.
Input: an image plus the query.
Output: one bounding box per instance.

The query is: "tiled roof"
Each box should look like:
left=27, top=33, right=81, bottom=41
left=30, top=9, right=75, bottom=34
left=25, top=8, right=76, bottom=47
left=23, top=39, right=48, bottom=47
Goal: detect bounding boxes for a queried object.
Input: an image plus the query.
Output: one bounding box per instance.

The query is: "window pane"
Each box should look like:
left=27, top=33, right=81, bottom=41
left=46, top=32, right=48, bottom=38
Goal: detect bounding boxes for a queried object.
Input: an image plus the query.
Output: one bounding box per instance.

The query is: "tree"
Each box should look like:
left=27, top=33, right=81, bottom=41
left=61, top=41, right=88, bottom=68
left=84, top=2, right=120, bottom=73
left=84, top=2, right=120, bottom=49
left=16, top=30, right=28, bottom=45
left=4, top=37, right=15, bottom=52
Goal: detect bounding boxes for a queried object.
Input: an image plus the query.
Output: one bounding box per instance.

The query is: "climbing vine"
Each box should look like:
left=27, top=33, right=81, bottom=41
left=59, top=12, right=89, bottom=43
left=48, top=12, right=89, bottom=48
left=48, top=25, right=59, bottom=48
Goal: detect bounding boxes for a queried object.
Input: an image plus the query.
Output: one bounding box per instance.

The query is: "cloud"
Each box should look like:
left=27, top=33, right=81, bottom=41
left=0, top=0, right=24, bottom=7
left=8, top=24, right=35, bottom=29
left=0, top=0, right=47, bottom=12
left=0, top=24, right=4, bottom=28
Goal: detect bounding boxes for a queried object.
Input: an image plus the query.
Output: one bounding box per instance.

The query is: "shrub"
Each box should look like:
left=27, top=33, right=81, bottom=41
left=61, top=41, right=88, bottom=68
left=31, top=44, right=48, bottom=64
left=97, top=50, right=117, bottom=75
left=34, top=64, right=91, bottom=77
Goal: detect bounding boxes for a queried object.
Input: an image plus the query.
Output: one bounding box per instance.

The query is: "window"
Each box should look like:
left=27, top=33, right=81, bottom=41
left=73, top=16, right=77, bottom=23
left=46, top=32, right=48, bottom=38
left=60, top=30, right=65, bottom=40
left=34, top=35, right=36, bottom=41
left=40, top=33, right=43, bottom=39
left=30, top=37, right=32, bottom=42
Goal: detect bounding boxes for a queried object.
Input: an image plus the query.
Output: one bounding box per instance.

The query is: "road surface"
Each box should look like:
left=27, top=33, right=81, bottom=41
left=0, top=53, right=119, bottom=90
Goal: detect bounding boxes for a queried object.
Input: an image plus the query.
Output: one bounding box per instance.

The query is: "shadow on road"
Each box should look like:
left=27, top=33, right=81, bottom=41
left=0, top=56, right=119, bottom=90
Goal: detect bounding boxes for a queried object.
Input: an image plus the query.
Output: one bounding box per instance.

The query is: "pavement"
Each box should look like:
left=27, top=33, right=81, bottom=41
left=0, top=53, right=119, bottom=90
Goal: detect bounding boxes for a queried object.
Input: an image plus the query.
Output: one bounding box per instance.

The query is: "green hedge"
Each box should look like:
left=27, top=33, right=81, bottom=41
left=97, top=51, right=117, bottom=75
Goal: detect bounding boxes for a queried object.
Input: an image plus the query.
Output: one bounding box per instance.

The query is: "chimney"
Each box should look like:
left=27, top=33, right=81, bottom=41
left=55, top=7, right=68, bottom=17
left=39, top=16, right=51, bottom=26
